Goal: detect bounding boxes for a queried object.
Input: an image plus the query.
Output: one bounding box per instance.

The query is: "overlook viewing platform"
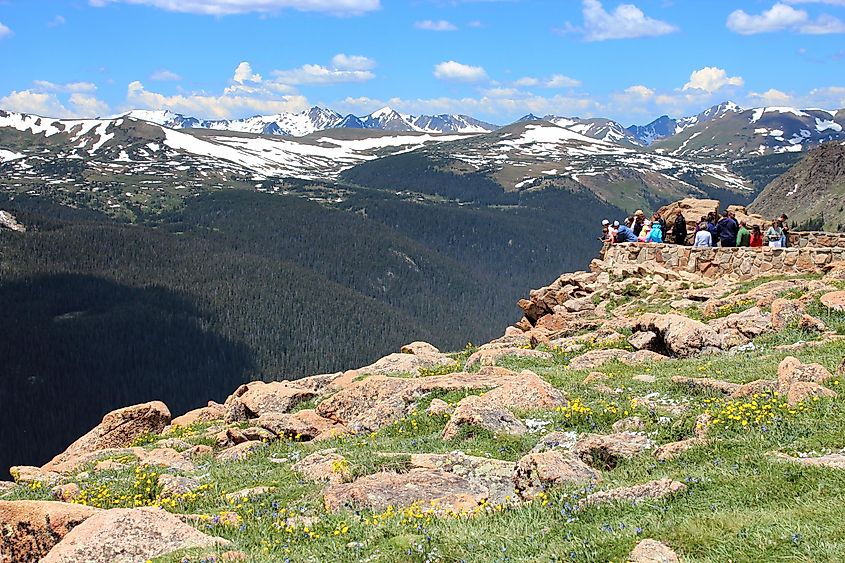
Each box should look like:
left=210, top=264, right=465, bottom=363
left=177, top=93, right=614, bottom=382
left=602, top=235, right=845, bottom=279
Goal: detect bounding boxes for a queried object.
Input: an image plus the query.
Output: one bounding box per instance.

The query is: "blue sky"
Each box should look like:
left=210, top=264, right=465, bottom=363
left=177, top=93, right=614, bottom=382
left=1, top=0, right=844, bottom=124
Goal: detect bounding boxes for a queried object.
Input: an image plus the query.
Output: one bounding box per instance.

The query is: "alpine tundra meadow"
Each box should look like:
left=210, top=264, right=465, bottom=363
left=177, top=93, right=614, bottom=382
left=2, top=1, right=845, bottom=562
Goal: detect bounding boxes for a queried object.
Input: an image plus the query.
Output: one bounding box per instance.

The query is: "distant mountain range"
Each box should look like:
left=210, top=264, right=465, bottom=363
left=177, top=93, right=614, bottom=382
left=2, top=99, right=844, bottom=219
left=121, top=106, right=499, bottom=137
left=111, top=101, right=845, bottom=157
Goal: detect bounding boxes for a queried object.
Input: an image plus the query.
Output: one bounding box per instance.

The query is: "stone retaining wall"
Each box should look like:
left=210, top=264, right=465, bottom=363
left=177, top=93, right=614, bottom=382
left=789, top=231, right=845, bottom=249
left=602, top=243, right=845, bottom=278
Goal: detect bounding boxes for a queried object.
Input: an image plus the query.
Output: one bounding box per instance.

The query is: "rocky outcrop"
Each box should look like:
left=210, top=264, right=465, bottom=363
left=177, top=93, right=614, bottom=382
left=0, top=210, right=25, bottom=232
left=441, top=395, right=527, bottom=441
left=628, top=539, right=680, bottom=563
left=324, top=470, right=488, bottom=513
left=777, top=356, right=838, bottom=406
left=512, top=451, right=600, bottom=500
left=170, top=401, right=225, bottom=427
left=654, top=438, right=705, bottom=461
left=634, top=314, right=723, bottom=357
left=657, top=198, right=719, bottom=242
left=573, top=432, right=653, bottom=469
left=224, top=381, right=315, bottom=422
left=359, top=341, right=453, bottom=375
left=708, top=306, right=771, bottom=347
left=0, top=501, right=99, bottom=562
left=578, top=478, right=686, bottom=508
left=43, top=401, right=170, bottom=473
left=408, top=452, right=516, bottom=504
left=292, top=450, right=351, bottom=484
left=40, top=508, right=227, bottom=562
left=476, top=370, right=567, bottom=411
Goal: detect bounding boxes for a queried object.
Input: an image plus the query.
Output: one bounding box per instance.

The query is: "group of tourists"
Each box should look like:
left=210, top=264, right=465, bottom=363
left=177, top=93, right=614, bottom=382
left=602, top=209, right=792, bottom=248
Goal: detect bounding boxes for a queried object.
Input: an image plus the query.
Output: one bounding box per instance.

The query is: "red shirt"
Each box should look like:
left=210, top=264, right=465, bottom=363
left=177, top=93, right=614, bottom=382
left=750, top=232, right=763, bottom=247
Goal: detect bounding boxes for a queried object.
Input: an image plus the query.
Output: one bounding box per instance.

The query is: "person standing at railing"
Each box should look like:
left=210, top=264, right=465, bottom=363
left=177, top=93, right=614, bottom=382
left=736, top=220, right=751, bottom=247
left=766, top=220, right=784, bottom=248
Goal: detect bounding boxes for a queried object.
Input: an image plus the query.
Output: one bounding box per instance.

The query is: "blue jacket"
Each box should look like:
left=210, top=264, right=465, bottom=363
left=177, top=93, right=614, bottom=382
left=645, top=223, right=663, bottom=243
left=615, top=225, right=639, bottom=243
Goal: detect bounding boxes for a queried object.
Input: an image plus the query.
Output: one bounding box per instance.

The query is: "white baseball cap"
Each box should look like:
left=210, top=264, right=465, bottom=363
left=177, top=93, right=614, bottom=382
left=601, top=219, right=610, bottom=226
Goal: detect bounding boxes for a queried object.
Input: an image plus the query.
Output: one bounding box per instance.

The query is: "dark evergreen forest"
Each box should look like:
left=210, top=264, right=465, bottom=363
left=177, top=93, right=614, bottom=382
left=0, top=184, right=621, bottom=477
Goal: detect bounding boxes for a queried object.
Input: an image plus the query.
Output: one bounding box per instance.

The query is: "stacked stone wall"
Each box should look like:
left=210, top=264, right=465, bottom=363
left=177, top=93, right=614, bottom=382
left=602, top=243, right=845, bottom=279
left=789, top=231, right=845, bottom=249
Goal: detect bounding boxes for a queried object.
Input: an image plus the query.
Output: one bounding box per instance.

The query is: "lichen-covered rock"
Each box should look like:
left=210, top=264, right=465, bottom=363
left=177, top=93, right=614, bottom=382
left=441, top=395, right=527, bottom=441
left=465, top=347, right=554, bottom=369
left=771, top=298, right=806, bottom=330
left=628, top=539, right=680, bottom=563
left=628, top=331, right=659, bottom=351
left=40, top=507, right=228, bottom=563
left=258, top=409, right=347, bottom=441
left=316, top=375, right=413, bottom=430
left=777, top=356, right=834, bottom=389
left=573, top=432, right=653, bottom=469
left=408, top=451, right=516, bottom=504
left=224, top=381, right=315, bottom=422
left=0, top=501, right=99, bottom=563
left=578, top=478, right=686, bottom=507
left=476, top=370, right=567, bottom=411
left=708, top=306, right=771, bottom=346
left=292, top=450, right=351, bottom=484
left=568, top=349, right=631, bottom=370
left=323, top=469, right=486, bottom=513
left=43, top=401, right=170, bottom=473
left=654, top=438, right=705, bottom=461
left=730, top=379, right=778, bottom=399
left=171, top=402, right=225, bottom=427
left=512, top=451, right=600, bottom=500
left=9, top=466, right=62, bottom=487
left=426, top=399, right=453, bottom=417
left=216, top=440, right=266, bottom=462
left=786, top=381, right=837, bottom=406
left=635, top=314, right=723, bottom=357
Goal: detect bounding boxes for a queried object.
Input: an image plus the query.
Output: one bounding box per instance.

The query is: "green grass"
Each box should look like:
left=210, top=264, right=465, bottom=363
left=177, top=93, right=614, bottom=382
left=7, top=322, right=845, bottom=562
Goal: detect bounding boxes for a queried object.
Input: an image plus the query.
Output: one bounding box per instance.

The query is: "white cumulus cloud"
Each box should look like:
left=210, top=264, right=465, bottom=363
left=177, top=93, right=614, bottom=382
left=514, top=77, right=540, bottom=87
left=126, top=80, right=310, bottom=119
left=48, top=15, right=66, bottom=27
left=433, top=61, right=488, bottom=82
left=331, top=54, right=376, bottom=71
left=0, top=21, right=12, bottom=39
left=624, top=85, right=655, bottom=99
left=748, top=88, right=795, bottom=106
left=682, top=67, right=744, bottom=93
left=727, top=2, right=845, bottom=35
left=151, top=69, right=182, bottom=81
left=69, top=93, right=111, bottom=117
left=89, top=0, right=380, bottom=16
left=0, top=91, right=68, bottom=117
left=272, top=55, right=376, bottom=85
left=545, top=74, right=581, bottom=88
left=233, top=62, right=262, bottom=84
left=565, top=0, right=678, bottom=41
left=414, top=20, right=458, bottom=31
left=32, top=80, right=98, bottom=93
